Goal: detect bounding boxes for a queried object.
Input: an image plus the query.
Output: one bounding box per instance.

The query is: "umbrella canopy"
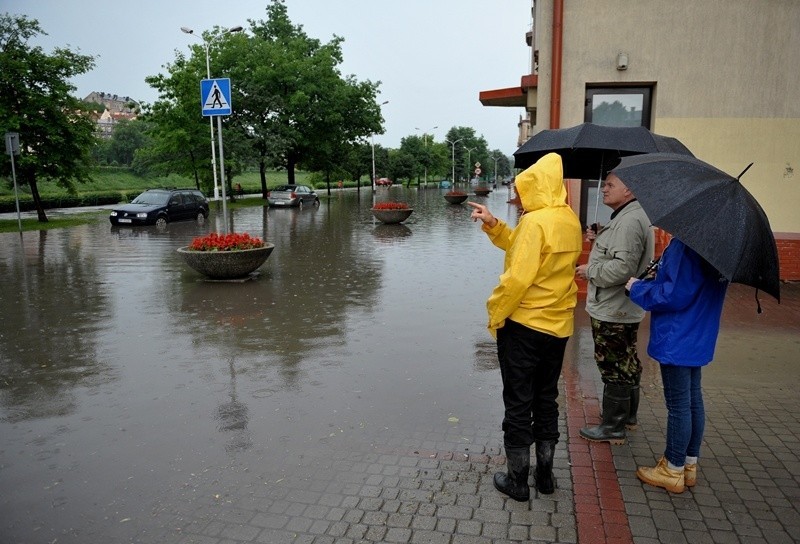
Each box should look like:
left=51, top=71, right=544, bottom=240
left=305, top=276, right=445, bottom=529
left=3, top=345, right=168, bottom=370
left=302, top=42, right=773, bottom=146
left=612, top=153, right=780, bottom=301
left=513, top=122, right=694, bottom=177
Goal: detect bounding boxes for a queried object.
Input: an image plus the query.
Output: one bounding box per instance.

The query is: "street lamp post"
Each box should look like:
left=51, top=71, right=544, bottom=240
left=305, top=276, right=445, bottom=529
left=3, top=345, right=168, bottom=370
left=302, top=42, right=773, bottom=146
left=464, top=147, right=476, bottom=183
left=181, top=25, right=243, bottom=202
left=444, top=138, right=463, bottom=186
left=415, top=125, right=437, bottom=186
left=371, top=100, right=389, bottom=193
left=492, top=154, right=501, bottom=187
left=371, top=133, right=376, bottom=192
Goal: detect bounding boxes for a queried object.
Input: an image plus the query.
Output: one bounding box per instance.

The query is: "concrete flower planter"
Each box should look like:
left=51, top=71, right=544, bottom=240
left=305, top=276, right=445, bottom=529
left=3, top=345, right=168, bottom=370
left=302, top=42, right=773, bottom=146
left=177, top=244, right=275, bottom=279
left=473, top=188, right=492, bottom=196
left=371, top=208, right=414, bottom=224
left=443, top=193, right=469, bottom=205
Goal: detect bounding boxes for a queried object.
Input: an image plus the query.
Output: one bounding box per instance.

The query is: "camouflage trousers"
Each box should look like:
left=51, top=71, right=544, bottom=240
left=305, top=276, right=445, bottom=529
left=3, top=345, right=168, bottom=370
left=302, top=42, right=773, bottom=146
left=590, top=318, right=642, bottom=387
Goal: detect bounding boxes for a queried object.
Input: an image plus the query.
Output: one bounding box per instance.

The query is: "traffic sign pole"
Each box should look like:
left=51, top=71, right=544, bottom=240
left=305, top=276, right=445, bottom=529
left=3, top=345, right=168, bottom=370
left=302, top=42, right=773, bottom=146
left=199, top=79, right=233, bottom=232
left=5, top=133, right=22, bottom=232
left=216, top=116, right=229, bottom=233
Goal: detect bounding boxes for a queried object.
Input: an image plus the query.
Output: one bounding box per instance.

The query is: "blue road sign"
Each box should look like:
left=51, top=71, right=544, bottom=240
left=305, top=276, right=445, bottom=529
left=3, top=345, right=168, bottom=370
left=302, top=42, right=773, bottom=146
left=201, top=78, right=232, bottom=116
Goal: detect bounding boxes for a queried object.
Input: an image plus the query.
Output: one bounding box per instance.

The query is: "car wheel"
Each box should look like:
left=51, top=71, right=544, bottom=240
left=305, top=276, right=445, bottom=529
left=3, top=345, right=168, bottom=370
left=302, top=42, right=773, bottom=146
left=155, top=216, right=168, bottom=229
left=298, top=199, right=304, bottom=209
left=196, top=211, right=206, bottom=224
left=314, top=198, right=320, bottom=206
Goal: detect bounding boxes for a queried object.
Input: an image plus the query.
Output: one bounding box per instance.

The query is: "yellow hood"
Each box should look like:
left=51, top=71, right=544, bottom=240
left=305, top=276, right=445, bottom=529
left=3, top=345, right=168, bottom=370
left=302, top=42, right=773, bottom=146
left=514, top=152, right=570, bottom=214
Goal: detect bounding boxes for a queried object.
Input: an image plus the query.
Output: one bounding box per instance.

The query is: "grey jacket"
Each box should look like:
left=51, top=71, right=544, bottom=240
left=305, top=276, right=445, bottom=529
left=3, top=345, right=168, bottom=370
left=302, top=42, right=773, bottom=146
left=585, top=200, right=655, bottom=323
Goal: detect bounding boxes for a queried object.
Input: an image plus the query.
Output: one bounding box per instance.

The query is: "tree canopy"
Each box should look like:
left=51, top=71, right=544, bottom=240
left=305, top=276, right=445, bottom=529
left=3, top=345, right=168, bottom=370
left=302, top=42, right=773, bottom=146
left=0, top=13, right=98, bottom=221
left=143, top=0, right=383, bottom=197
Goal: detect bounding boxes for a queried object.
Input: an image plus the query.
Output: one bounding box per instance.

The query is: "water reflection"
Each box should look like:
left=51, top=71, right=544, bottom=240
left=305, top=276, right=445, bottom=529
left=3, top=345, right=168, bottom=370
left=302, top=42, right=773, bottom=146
left=0, top=229, right=113, bottom=422
left=0, top=187, right=519, bottom=543
left=216, top=356, right=252, bottom=453
left=372, top=223, right=413, bottom=245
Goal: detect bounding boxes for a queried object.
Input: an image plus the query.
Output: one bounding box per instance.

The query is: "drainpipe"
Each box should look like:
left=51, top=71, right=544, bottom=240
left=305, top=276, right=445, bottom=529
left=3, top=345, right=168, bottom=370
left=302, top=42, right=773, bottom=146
left=550, top=0, right=564, bottom=129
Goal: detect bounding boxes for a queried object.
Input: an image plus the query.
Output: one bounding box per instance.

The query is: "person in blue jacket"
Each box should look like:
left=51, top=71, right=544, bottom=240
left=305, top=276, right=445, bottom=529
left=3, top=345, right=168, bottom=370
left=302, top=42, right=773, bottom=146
left=625, top=236, right=728, bottom=493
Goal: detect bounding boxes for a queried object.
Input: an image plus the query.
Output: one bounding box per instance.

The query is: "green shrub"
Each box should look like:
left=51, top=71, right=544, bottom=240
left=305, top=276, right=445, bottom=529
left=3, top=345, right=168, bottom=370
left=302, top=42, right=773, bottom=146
left=0, top=191, right=130, bottom=213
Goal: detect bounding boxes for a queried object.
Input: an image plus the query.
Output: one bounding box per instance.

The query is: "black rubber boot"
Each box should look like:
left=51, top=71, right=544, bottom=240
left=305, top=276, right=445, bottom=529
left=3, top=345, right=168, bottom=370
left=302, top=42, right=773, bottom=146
left=626, top=384, right=640, bottom=430
left=493, top=446, right=530, bottom=501
left=534, top=439, right=556, bottom=494
left=579, top=384, right=631, bottom=445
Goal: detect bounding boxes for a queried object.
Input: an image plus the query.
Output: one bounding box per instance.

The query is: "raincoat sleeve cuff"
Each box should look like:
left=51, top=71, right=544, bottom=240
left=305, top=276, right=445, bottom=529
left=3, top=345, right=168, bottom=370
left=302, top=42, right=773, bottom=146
left=482, top=219, right=506, bottom=234
left=487, top=320, right=503, bottom=339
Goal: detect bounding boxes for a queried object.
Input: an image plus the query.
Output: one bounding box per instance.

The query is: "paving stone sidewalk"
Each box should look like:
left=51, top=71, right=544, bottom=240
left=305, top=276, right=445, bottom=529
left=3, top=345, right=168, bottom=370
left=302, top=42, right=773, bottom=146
left=122, top=283, right=800, bottom=544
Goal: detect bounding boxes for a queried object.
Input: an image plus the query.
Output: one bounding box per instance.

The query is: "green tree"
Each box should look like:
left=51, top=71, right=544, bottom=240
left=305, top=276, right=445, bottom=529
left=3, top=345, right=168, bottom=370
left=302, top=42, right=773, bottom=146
left=0, top=14, right=97, bottom=222
left=488, top=151, right=513, bottom=184
left=442, top=127, right=489, bottom=182
left=106, top=119, right=150, bottom=166
left=143, top=50, right=219, bottom=192
left=231, top=0, right=382, bottom=190
left=387, top=148, right=415, bottom=186
left=338, top=142, right=373, bottom=187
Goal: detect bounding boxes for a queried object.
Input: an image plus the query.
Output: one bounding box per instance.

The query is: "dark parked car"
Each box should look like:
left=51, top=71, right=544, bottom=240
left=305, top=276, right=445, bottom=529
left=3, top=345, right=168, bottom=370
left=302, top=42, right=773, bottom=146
left=267, top=184, right=320, bottom=208
left=109, top=188, right=209, bottom=228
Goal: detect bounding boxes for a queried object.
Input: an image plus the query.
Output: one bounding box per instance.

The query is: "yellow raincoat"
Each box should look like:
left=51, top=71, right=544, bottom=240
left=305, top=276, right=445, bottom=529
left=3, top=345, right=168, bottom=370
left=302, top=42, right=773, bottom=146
left=482, top=153, right=583, bottom=338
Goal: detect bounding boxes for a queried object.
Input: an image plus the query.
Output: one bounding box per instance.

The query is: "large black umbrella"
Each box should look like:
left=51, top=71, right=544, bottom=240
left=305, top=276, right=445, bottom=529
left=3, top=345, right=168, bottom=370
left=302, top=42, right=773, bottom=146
left=612, top=153, right=780, bottom=302
left=513, top=122, right=694, bottom=176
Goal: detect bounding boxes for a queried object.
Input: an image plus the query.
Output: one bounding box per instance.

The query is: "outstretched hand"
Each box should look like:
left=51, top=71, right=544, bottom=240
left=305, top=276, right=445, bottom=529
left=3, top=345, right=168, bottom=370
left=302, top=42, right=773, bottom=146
left=467, top=202, right=498, bottom=227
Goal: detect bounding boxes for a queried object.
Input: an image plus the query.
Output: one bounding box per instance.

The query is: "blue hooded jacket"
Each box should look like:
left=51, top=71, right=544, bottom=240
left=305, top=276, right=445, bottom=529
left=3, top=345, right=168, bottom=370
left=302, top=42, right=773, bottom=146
left=629, top=238, right=728, bottom=366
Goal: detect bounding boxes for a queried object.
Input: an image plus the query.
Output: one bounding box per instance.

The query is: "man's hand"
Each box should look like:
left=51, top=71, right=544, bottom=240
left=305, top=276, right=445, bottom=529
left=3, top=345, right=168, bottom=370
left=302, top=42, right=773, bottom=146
left=625, top=277, right=639, bottom=292
left=467, top=202, right=497, bottom=227
left=575, top=264, right=588, bottom=280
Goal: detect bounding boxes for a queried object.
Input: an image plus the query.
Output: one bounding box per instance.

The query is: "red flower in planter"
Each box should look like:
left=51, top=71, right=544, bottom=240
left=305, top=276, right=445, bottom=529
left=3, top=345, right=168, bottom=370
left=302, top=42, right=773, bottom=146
left=188, top=232, right=265, bottom=251
left=372, top=201, right=410, bottom=210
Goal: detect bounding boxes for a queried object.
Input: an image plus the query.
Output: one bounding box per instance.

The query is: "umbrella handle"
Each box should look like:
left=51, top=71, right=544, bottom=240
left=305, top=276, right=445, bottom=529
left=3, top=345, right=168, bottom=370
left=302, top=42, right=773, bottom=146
left=592, top=157, right=603, bottom=225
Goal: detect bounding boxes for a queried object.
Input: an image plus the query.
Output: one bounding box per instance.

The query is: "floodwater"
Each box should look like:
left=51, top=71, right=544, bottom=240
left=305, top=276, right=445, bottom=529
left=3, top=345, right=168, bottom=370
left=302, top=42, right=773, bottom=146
left=2, top=185, right=798, bottom=543
left=0, top=186, right=513, bottom=542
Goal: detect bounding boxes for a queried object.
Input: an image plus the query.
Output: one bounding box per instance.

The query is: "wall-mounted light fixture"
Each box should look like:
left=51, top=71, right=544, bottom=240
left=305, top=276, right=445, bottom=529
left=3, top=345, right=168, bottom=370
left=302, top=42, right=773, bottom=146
left=616, top=52, right=629, bottom=71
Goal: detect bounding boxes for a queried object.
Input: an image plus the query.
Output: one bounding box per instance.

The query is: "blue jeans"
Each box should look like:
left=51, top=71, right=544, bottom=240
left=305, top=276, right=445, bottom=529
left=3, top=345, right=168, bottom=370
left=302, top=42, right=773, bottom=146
left=660, top=364, right=705, bottom=467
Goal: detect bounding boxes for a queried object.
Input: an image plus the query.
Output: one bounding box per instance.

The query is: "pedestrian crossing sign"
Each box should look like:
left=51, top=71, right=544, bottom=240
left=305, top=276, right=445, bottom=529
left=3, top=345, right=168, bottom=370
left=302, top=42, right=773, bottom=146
left=201, top=78, right=232, bottom=117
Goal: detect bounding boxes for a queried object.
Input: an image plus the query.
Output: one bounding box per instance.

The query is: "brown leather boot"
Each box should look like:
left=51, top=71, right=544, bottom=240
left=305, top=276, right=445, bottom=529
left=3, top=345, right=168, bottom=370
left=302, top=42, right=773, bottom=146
left=636, top=457, right=685, bottom=493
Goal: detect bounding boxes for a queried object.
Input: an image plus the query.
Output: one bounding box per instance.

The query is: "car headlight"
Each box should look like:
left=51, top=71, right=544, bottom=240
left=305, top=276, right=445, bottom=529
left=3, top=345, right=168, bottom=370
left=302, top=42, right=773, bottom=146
left=110, top=211, right=118, bottom=217
left=136, top=212, right=148, bottom=218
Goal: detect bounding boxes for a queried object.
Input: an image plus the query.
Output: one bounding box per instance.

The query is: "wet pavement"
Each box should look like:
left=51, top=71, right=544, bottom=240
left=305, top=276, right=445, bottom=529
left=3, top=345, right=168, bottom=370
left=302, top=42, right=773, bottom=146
left=1, top=187, right=798, bottom=543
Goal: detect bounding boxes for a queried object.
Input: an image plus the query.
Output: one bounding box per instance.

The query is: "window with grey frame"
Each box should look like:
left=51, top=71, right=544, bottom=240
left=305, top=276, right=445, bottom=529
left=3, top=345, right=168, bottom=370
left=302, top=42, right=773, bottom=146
left=580, top=86, right=652, bottom=228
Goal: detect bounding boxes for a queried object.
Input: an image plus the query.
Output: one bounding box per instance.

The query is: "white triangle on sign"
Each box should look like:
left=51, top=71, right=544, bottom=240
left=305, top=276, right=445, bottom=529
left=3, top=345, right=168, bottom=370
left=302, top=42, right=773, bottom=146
left=204, top=81, right=230, bottom=110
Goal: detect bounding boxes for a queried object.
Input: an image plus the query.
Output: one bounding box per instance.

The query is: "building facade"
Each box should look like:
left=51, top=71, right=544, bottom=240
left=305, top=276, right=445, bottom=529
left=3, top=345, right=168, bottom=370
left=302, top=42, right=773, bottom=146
left=83, top=92, right=139, bottom=139
left=481, top=0, right=800, bottom=281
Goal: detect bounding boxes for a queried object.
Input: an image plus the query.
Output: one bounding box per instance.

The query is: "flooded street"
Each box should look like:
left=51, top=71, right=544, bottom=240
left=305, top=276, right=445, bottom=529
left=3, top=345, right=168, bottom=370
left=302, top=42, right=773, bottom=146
left=0, top=187, right=512, bottom=542
left=2, top=185, right=799, bottom=543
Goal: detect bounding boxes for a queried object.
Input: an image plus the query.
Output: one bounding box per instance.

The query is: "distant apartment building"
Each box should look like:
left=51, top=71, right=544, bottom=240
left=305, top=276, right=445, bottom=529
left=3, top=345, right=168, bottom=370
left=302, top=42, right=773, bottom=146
left=481, top=0, right=800, bottom=281
left=83, top=91, right=139, bottom=139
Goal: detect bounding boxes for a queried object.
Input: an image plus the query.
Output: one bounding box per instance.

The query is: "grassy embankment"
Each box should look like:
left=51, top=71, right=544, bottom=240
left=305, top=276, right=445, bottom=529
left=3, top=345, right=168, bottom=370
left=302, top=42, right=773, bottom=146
left=0, top=168, right=320, bottom=233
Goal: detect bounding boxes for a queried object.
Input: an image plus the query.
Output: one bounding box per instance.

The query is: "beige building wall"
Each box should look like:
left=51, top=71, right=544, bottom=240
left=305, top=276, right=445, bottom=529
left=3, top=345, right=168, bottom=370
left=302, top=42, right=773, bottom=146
left=532, top=0, right=800, bottom=233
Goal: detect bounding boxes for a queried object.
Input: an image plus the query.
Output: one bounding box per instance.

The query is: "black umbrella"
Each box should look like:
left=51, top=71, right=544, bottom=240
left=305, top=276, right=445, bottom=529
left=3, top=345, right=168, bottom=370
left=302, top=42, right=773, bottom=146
left=612, top=153, right=780, bottom=302
left=513, top=123, right=694, bottom=227
left=513, top=122, right=694, bottom=176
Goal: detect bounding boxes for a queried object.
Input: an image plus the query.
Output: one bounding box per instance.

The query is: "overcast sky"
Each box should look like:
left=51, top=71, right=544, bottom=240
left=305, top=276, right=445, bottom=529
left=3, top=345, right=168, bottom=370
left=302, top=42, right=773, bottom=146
left=6, top=0, right=532, bottom=154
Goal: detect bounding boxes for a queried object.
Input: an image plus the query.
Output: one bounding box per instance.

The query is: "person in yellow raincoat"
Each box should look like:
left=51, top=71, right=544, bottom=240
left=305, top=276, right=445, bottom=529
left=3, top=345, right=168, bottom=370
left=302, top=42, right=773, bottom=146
left=468, top=152, right=582, bottom=501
